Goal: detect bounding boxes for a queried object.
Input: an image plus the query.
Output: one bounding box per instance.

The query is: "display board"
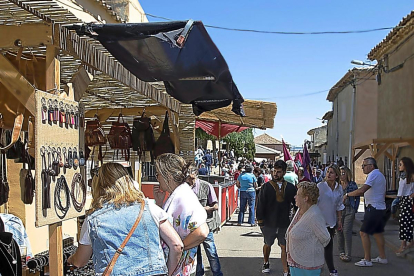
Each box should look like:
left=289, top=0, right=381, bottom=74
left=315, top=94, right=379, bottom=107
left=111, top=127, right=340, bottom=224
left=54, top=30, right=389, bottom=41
left=35, top=91, right=86, bottom=227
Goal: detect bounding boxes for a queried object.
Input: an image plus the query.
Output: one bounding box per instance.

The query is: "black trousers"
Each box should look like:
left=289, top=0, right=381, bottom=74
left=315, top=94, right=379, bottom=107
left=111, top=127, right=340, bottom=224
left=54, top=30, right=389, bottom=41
left=324, top=227, right=336, bottom=272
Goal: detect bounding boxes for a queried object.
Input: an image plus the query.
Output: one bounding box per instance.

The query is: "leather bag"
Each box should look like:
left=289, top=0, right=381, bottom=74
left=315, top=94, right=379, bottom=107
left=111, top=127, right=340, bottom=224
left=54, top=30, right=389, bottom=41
left=132, top=112, right=155, bottom=153
left=107, top=114, right=132, bottom=161
left=153, top=112, right=175, bottom=158
left=85, top=117, right=106, bottom=147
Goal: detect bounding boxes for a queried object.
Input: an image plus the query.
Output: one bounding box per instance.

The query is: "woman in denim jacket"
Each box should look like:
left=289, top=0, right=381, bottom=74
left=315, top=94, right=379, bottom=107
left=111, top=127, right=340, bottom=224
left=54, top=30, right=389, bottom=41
left=153, top=153, right=209, bottom=276
left=337, top=166, right=360, bottom=262
left=68, top=163, right=183, bottom=276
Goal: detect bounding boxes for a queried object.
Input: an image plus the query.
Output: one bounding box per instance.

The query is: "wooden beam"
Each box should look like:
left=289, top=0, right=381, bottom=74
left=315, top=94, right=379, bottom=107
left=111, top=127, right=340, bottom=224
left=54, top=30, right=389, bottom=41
left=374, top=143, right=391, bottom=159
left=45, top=45, right=60, bottom=93
left=71, top=66, right=93, bottom=101
left=168, top=110, right=180, bottom=154
left=0, top=23, right=53, bottom=48
left=84, top=106, right=168, bottom=121
left=353, top=148, right=367, bottom=163
left=49, top=222, right=63, bottom=276
left=0, top=54, right=36, bottom=115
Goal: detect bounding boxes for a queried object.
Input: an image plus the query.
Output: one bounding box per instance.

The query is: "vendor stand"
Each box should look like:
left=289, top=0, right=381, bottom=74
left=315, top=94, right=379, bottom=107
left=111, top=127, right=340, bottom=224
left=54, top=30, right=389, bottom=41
left=0, top=1, right=250, bottom=275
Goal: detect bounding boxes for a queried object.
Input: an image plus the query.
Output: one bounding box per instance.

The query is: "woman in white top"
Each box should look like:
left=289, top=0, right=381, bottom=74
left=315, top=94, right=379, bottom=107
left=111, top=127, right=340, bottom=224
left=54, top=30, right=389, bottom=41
left=153, top=153, right=209, bottom=276
left=316, top=165, right=344, bottom=276
left=287, top=181, right=330, bottom=276
left=396, top=157, right=414, bottom=256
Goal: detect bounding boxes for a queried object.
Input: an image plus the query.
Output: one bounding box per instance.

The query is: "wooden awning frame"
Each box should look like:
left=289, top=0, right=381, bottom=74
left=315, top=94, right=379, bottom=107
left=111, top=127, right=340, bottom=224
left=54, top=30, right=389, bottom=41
left=353, top=137, right=414, bottom=162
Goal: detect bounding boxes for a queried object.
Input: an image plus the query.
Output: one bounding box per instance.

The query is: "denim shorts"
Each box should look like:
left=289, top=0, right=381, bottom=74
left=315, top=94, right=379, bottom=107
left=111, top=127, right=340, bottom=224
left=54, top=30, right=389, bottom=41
left=360, top=205, right=386, bottom=235
left=260, top=226, right=287, bottom=246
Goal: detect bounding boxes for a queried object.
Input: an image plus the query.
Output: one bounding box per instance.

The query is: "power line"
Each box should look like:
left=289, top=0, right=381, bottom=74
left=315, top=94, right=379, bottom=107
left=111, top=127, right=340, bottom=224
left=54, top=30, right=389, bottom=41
left=144, top=13, right=410, bottom=35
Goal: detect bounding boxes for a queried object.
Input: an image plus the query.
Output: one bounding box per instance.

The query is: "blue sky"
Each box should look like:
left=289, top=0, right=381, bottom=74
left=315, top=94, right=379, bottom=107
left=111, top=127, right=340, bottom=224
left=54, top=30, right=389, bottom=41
left=139, top=0, right=413, bottom=146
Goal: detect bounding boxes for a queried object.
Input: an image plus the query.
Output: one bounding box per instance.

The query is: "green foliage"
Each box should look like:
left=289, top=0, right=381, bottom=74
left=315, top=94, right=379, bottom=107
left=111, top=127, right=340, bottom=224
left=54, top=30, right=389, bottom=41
left=223, top=128, right=255, bottom=160
left=195, top=128, right=256, bottom=160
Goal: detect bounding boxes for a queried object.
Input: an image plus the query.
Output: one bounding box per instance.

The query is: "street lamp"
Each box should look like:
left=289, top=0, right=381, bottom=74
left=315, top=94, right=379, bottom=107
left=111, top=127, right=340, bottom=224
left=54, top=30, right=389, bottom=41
left=351, top=60, right=373, bottom=66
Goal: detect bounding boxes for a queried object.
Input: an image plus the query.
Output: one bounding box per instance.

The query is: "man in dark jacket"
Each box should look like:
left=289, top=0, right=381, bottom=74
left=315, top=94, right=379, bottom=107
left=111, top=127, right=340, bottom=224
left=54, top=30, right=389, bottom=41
left=256, top=160, right=296, bottom=275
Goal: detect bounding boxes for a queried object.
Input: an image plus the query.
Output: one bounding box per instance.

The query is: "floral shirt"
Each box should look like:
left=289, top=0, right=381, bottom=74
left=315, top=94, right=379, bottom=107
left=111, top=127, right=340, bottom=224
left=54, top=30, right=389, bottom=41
left=163, top=183, right=207, bottom=276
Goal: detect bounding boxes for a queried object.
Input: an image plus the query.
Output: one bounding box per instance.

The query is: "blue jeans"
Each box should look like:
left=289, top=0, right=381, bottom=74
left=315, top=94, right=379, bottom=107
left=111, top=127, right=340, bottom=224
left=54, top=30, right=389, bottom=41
left=238, top=191, right=256, bottom=225
left=196, top=232, right=223, bottom=276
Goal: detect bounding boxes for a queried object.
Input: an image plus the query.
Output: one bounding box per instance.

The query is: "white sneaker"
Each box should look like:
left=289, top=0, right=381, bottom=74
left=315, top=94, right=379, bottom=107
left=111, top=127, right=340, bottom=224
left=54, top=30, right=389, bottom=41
left=371, top=256, right=388, bottom=264
left=355, top=259, right=373, bottom=267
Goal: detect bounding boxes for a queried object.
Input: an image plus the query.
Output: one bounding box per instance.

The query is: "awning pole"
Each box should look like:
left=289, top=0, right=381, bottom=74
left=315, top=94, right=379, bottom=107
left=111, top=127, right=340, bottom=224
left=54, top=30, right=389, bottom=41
left=218, top=120, right=221, bottom=176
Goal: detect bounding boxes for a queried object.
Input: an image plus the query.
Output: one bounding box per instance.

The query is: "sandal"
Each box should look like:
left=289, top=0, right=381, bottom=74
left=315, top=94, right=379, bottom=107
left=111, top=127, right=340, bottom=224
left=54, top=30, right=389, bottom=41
left=339, top=253, right=346, bottom=261
left=343, top=255, right=352, bottom=262
left=396, top=247, right=407, bottom=257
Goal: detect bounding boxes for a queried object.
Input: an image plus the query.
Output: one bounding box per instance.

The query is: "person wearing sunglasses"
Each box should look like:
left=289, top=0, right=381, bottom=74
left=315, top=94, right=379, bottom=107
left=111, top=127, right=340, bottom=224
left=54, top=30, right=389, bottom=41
left=344, top=157, right=388, bottom=267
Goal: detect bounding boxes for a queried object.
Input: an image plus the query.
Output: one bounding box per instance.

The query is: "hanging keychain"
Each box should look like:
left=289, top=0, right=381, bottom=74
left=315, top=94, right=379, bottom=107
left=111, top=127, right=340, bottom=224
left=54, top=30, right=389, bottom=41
left=40, top=146, right=51, bottom=217
left=74, top=106, right=79, bottom=129
left=57, top=147, right=64, bottom=168
left=68, top=147, right=73, bottom=169
left=65, top=104, right=70, bottom=128
left=53, top=99, right=59, bottom=124
left=41, top=98, right=47, bottom=124
left=59, top=101, right=65, bottom=127
left=47, top=99, right=54, bottom=125
left=52, top=147, right=60, bottom=176
left=73, top=147, right=79, bottom=170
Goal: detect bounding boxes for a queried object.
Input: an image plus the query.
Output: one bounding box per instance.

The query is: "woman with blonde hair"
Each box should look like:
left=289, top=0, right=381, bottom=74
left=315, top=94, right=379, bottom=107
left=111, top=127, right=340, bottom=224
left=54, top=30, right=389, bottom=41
left=337, top=166, right=360, bottom=262
left=317, top=164, right=344, bottom=276
left=286, top=181, right=331, bottom=276
left=153, top=153, right=209, bottom=276
left=68, top=162, right=183, bottom=276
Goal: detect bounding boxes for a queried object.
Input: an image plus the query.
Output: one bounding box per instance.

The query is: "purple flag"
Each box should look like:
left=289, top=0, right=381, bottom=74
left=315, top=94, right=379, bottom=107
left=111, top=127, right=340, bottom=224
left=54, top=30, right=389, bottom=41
left=283, top=139, right=293, bottom=162
left=302, top=143, right=312, bottom=180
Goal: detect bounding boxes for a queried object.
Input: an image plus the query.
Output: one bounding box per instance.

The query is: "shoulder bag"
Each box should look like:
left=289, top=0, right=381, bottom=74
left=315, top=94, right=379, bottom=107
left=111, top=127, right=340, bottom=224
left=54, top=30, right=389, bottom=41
left=0, top=153, right=9, bottom=206
left=153, top=112, right=175, bottom=158
left=102, top=200, right=145, bottom=276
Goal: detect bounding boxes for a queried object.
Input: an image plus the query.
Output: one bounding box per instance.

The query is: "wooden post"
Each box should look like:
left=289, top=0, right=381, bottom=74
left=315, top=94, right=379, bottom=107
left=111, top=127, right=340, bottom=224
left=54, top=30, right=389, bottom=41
left=46, top=44, right=63, bottom=276
left=49, top=222, right=63, bottom=276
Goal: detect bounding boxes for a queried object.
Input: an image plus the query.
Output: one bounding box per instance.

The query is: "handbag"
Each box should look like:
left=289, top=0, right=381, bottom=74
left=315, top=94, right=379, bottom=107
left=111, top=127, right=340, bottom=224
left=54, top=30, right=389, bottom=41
left=132, top=112, right=155, bottom=152
left=85, top=116, right=106, bottom=147
left=153, top=112, right=175, bottom=158
left=107, top=114, right=132, bottom=161
left=102, top=200, right=145, bottom=276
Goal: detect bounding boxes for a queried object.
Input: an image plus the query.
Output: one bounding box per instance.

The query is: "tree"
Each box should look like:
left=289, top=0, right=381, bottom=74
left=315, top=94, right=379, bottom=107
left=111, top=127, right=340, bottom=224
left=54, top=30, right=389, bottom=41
left=195, top=128, right=256, bottom=160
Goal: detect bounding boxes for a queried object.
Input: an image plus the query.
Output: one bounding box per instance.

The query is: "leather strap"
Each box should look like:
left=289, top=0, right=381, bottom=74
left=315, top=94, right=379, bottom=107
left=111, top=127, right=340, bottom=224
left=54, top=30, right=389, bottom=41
left=102, top=200, right=145, bottom=276
left=0, top=114, right=23, bottom=151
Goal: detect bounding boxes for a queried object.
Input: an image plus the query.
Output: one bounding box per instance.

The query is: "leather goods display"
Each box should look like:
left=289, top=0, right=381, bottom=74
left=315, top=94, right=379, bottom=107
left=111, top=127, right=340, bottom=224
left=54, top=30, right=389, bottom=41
left=153, top=112, right=175, bottom=158
left=102, top=200, right=145, bottom=276
left=0, top=153, right=9, bottom=206
left=2, top=130, right=24, bottom=160
left=85, top=116, right=106, bottom=147
left=132, top=112, right=155, bottom=159
left=40, top=147, right=51, bottom=217
left=107, top=113, right=132, bottom=161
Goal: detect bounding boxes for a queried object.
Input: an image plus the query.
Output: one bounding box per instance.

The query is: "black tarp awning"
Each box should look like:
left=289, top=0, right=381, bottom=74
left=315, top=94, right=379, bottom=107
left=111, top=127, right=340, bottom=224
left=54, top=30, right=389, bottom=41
left=70, top=21, right=244, bottom=116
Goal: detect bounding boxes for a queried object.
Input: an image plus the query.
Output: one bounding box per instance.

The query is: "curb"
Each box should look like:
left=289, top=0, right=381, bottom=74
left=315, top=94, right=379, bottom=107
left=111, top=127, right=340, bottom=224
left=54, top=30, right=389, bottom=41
left=353, top=217, right=414, bottom=264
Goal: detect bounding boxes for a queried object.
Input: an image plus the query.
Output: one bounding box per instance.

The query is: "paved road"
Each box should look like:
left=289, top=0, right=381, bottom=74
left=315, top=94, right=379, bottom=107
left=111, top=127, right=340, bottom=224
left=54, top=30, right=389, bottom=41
left=199, top=212, right=414, bottom=276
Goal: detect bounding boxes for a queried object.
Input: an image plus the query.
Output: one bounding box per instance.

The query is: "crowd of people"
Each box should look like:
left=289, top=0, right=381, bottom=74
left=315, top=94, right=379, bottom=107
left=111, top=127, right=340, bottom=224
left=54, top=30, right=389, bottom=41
left=65, top=152, right=414, bottom=276
left=234, top=156, right=414, bottom=276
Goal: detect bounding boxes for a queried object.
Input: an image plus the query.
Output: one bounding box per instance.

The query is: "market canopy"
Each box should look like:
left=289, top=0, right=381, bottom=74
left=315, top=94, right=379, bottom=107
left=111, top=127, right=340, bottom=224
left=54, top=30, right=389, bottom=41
left=196, top=119, right=249, bottom=139
left=70, top=20, right=245, bottom=116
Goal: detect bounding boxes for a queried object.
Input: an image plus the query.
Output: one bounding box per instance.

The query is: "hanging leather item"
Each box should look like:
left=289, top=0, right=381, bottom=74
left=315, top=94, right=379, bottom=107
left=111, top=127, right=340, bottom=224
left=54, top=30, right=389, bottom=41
left=0, top=113, right=23, bottom=152
left=107, top=113, right=132, bottom=161
left=153, top=111, right=175, bottom=158
left=79, top=150, right=85, bottom=166
left=0, top=152, right=10, bottom=206
left=85, top=116, right=106, bottom=147
left=20, top=149, right=35, bottom=205
left=132, top=112, right=155, bottom=160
